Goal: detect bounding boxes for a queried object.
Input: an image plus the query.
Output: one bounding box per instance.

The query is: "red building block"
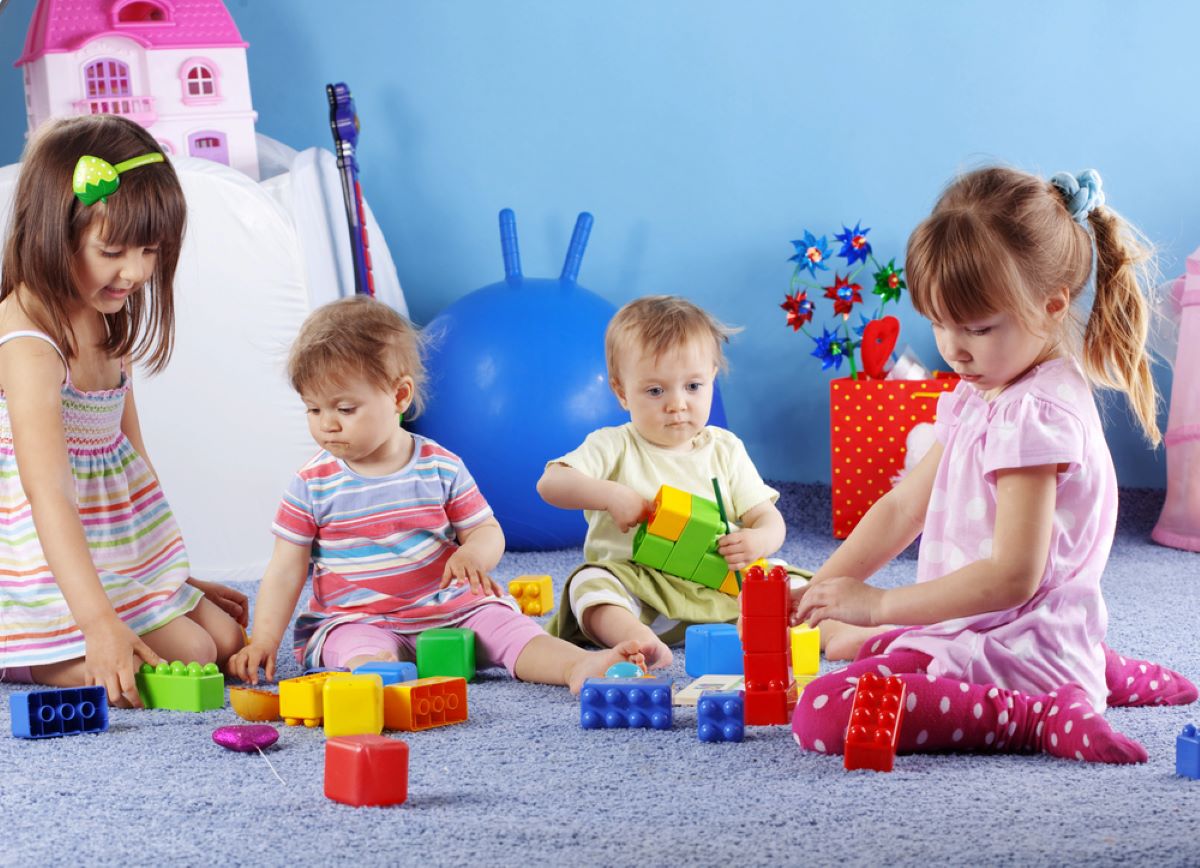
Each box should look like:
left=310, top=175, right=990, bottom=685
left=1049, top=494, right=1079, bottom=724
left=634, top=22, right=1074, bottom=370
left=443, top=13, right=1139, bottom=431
left=844, top=671, right=906, bottom=772
left=741, top=563, right=795, bottom=725
left=740, top=565, right=789, bottom=617
left=324, top=735, right=409, bottom=807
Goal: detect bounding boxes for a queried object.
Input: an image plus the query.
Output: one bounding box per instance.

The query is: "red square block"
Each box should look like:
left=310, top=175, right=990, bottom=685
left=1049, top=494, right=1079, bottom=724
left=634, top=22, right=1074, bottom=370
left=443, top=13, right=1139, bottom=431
left=740, top=565, right=789, bottom=618
left=744, top=680, right=799, bottom=726
left=844, top=672, right=906, bottom=772
left=325, top=735, right=409, bottom=807
left=743, top=651, right=789, bottom=690
left=740, top=616, right=787, bottom=654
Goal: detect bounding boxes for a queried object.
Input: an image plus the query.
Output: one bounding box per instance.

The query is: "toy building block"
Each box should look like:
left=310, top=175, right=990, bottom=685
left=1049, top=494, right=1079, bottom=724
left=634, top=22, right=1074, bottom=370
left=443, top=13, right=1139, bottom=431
left=136, top=661, right=224, bottom=712
left=580, top=676, right=673, bottom=730
left=631, top=523, right=674, bottom=570
left=325, top=735, right=409, bottom=807
left=632, top=484, right=747, bottom=597
left=280, top=671, right=340, bottom=727
left=684, top=623, right=744, bottom=677
left=791, top=625, right=820, bottom=677
left=741, top=564, right=795, bottom=725
left=1178, top=724, right=1200, bottom=780
left=383, top=677, right=468, bottom=732
left=324, top=674, right=385, bottom=738
left=10, top=687, right=109, bottom=739
left=352, top=661, right=418, bottom=686
left=229, top=687, right=281, bottom=722
left=844, top=671, right=906, bottom=772
left=646, top=484, right=691, bottom=540
left=697, top=690, right=744, bottom=743
left=416, top=628, right=476, bottom=681
left=508, top=575, right=554, bottom=616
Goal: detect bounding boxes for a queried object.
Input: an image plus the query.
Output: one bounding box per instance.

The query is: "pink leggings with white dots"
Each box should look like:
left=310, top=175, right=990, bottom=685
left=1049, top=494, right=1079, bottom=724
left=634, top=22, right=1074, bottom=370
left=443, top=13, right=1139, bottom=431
left=792, top=628, right=1195, bottom=765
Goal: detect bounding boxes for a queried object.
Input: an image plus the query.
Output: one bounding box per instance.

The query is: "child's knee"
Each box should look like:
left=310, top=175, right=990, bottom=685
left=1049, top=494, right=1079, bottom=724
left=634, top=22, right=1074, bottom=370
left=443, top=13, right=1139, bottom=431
left=170, top=629, right=219, bottom=666
left=210, top=617, right=246, bottom=665
left=790, top=681, right=850, bottom=755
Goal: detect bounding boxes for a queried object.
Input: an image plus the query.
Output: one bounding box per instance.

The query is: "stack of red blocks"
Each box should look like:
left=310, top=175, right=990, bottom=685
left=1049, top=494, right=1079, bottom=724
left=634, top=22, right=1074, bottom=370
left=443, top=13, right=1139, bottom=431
left=741, top=564, right=798, bottom=725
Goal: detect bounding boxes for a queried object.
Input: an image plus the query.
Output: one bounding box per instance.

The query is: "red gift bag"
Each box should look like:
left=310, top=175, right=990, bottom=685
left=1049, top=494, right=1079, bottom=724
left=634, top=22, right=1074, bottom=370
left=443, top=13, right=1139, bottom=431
left=829, top=375, right=959, bottom=538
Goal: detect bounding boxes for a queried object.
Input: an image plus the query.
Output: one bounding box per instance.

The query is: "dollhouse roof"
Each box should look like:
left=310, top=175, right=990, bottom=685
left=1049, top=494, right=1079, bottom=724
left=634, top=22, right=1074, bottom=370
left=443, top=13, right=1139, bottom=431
left=16, top=0, right=247, bottom=66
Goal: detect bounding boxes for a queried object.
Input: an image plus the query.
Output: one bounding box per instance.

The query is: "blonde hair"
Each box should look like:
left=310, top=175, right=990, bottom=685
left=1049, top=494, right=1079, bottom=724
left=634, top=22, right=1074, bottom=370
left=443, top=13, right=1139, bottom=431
left=605, top=295, right=737, bottom=385
left=288, top=295, right=428, bottom=417
left=0, top=115, right=186, bottom=373
left=906, top=165, right=1160, bottom=444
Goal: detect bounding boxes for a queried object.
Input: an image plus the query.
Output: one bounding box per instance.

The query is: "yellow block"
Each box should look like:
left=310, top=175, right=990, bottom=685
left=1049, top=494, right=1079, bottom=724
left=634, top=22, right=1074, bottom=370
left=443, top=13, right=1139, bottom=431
left=719, top=558, right=768, bottom=597
left=509, top=575, right=554, bottom=616
left=323, top=674, right=384, bottom=737
left=646, top=485, right=691, bottom=541
left=791, top=624, right=820, bottom=677
left=279, top=671, right=339, bottom=727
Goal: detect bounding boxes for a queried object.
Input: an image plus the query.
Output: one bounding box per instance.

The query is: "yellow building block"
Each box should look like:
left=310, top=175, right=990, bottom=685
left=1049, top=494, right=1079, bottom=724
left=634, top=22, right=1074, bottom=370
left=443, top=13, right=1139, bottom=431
left=646, top=485, right=691, bottom=542
left=384, top=676, right=468, bottom=732
left=279, top=671, right=339, bottom=727
left=795, top=675, right=817, bottom=694
left=323, top=674, right=385, bottom=738
left=509, top=575, right=554, bottom=616
left=791, top=624, right=820, bottom=677
left=718, top=558, right=767, bottom=597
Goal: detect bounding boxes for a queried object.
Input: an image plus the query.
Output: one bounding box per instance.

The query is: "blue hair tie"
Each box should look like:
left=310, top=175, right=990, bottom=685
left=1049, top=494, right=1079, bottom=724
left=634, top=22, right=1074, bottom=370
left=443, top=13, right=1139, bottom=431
left=1050, top=169, right=1104, bottom=225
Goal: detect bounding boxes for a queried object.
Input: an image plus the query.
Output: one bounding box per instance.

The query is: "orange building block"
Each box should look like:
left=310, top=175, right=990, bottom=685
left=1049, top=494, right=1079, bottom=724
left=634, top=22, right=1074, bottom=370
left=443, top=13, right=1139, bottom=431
left=230, top=687, right=281, bottom=722
left=383, top=677, right=468, bottom=732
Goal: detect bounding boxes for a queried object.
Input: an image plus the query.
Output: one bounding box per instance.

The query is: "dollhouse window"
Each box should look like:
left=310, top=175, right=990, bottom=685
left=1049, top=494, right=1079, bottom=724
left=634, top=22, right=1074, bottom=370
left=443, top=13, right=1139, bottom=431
left=85, top=60, right=131, bottom=99
left=180, top=59, right=221, bottom=105
left=114, top=1, right=170, bottom=23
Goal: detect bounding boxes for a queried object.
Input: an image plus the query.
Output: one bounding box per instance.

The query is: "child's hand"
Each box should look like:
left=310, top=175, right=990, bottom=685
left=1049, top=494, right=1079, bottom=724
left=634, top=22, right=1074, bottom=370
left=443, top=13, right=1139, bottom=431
left=717, top=528, right=769, bottom=572
left=187, top=577, right=249, bottom=627
left=606, top=485, right=653, bottom=533
left=441, top=549, right=505, bottom=597
left=228, top=641, right=278, bottom=685
left=83, top=616, right=164, bottom=708
left=793, top=576, right=884, bottom=629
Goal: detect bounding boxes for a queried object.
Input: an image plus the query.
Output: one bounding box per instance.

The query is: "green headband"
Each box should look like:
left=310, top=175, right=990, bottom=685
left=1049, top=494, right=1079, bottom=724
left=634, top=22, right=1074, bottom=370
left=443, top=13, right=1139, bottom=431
left=73, top=152, right=165, bottom=206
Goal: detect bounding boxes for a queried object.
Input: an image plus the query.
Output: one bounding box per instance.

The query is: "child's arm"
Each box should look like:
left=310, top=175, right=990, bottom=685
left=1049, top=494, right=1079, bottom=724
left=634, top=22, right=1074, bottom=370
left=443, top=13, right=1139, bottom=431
left=717, top=499, right=786, bottom=570
left=119, top=370, right=249, bottom=626
left=2, top=341, right=163, bottom=706
left=796, top=463, right=1058, bottom=628
left=537, top=462, right=651, bottom=532
left=441, top=517, right=506, bottom=597
left=227, top=537, right=310, bottom=684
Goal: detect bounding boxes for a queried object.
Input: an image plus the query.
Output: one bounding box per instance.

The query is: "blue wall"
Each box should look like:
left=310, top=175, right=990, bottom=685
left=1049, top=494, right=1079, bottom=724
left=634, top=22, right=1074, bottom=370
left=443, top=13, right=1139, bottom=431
left=2, top=1, right=1194, bottom=487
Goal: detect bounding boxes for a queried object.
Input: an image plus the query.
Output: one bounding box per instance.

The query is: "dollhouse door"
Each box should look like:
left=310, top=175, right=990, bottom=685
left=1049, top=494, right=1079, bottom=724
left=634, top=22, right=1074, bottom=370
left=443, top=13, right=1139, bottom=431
left=187, top=131, right=229, bottom=167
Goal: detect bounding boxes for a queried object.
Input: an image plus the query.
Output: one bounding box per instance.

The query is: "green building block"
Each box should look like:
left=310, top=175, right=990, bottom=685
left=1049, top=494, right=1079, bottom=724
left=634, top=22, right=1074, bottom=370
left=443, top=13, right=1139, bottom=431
left=632, top=523, right=674, bottom=570
left=661, top=494, right=723, bottom=577
left=416, top=628, right=476, bottom=682
left=691, top=552, right=730, bottom=589
left=135, top=661, right=224, bottom=711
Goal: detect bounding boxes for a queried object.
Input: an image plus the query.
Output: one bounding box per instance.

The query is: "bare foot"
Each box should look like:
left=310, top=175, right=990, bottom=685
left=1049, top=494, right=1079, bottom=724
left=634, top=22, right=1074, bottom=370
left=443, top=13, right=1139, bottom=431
left=341, top=650, right=401, bottom=672
left=822, top=622, right=890, bottom=661
left=566, top=640, right=654, bottom=694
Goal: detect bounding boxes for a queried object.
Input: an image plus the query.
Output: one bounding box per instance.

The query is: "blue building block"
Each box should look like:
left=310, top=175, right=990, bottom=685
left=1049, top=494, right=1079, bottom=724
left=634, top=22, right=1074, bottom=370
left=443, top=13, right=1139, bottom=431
left=685, top=623, right=743, bottom=677
left=580, top=677, right=673, bottom=730
left=10, top=687, right=109, bottom=739
left=1178, top=723, right=1200, bottom=780
left=352, top=661, right=418, bottom=686
left=697, top=690, right=744, bottom=743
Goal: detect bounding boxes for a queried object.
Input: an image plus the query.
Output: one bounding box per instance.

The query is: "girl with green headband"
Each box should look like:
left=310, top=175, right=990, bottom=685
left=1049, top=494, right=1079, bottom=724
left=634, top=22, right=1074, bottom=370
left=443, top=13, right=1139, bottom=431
left=0, top=115, right=247, bottom=707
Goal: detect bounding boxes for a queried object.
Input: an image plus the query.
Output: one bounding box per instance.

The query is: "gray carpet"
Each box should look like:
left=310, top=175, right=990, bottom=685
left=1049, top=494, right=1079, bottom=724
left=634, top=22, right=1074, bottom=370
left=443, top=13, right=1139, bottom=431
left=2, top=483, right=1197, bottom=867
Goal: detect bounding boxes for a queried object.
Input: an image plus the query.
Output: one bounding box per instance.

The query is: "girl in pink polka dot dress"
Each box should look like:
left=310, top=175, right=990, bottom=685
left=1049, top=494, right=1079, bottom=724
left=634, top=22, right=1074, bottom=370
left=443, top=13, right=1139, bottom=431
left=788, top=167, right=1196, bottom=764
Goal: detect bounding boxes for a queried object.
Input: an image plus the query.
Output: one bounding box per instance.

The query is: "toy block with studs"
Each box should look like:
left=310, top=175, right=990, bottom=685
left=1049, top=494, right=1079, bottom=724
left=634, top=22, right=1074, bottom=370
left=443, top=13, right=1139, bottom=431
left=323, top=674, right=385, bottom=737
left=684, top=623, right=743, bottom=677
left=697, top=690, right=744, bottom=743
left=352, top=661, right=418, bottom=686
left=383, top=676, right=468, bottom=732
left=416, top=628, right=476, bottom=681
left=508, top=575, right=554, bottom=616
left=741, top=564, right=795, bottom=725
left=580, top=677, right=673, bottom=730
left=10, top=687, right=109, bottom=739
left=135, top=661, right=224, bottom=711
left=1178, top=723, right=1200, bottom=780
left=844, top=671, right=906, bottom=772
left=791, top=625, right=820, bottom=677
left=325, top=735, right=409, bottom=807
left=280, top=671, right=340, bottom=727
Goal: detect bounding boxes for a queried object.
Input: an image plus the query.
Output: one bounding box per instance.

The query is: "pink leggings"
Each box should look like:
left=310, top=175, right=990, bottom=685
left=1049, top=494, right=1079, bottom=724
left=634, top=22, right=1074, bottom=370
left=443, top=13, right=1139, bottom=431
left=792, top=628, right=1195, bottom=764
left=320, top=604, right=546, bottom=677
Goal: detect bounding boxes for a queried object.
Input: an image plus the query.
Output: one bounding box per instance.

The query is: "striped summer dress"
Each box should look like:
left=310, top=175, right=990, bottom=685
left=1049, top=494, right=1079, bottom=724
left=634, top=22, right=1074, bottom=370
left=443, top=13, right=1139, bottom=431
left=0, top=331, right=201, bottom=667
left=275, top=434, right=519, bottom=669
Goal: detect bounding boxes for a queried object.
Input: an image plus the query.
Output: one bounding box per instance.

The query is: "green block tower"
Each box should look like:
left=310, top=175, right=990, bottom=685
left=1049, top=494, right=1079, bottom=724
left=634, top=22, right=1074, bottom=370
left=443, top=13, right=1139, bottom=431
left=631, top=485, right=747, bottom=596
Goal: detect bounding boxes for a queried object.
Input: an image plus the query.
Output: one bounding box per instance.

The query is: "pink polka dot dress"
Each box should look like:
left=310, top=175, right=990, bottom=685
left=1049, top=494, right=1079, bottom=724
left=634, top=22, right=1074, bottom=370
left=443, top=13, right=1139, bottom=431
left=887, top=357, right=1114, bottom=712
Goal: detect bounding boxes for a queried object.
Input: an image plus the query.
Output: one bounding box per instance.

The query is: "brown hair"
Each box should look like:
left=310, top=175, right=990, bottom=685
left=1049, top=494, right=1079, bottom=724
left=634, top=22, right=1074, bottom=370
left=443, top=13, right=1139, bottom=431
left=0, top=115, right=186, bottom=373
left=906, top=165, right=1160, bottom=444
left=605, top=295, right=738, bottom=386
left=287, top=295, right=427, bottom=416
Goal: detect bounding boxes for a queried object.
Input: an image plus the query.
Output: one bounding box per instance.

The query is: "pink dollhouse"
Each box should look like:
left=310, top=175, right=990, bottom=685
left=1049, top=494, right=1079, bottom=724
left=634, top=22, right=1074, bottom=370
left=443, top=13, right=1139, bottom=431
left=15, top=0, right=260, bottom=179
